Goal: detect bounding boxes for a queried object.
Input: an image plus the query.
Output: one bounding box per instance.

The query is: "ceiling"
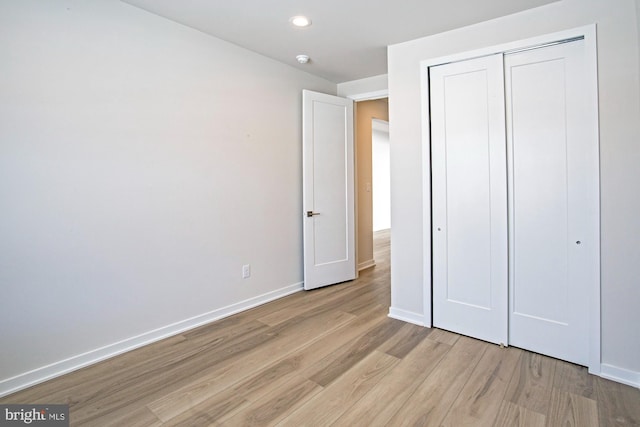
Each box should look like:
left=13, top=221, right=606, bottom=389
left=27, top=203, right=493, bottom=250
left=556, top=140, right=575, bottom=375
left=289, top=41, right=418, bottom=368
left=121, top=0, right=558, bottom=83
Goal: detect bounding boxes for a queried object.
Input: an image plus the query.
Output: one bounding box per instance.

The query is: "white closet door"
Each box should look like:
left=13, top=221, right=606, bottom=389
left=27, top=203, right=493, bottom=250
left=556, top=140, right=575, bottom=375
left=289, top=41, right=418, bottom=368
left=430, top=55, right=508, bottom=345
left=505, top=40, right=598, bottom=366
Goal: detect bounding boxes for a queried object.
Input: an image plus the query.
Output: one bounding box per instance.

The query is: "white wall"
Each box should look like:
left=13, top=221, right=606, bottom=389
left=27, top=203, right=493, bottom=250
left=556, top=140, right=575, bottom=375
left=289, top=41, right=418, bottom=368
left=0, top=0, right=335, bottom=395
left=372, top=120, right=390, bottom=231
left=388, top=0, right=640, bottom=386
left=637, top=0, right=640, bottom=82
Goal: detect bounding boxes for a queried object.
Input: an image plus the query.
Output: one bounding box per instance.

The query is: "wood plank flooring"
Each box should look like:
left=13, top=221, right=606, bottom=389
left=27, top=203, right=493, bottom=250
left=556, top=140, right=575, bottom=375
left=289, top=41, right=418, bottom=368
left=2, top=229, right=639, bottom=426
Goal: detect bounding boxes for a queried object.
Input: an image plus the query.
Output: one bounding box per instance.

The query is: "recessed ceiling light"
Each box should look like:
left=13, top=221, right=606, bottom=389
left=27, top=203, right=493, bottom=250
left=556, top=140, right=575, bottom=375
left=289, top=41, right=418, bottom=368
left=289, top=15, right=312, bottom=28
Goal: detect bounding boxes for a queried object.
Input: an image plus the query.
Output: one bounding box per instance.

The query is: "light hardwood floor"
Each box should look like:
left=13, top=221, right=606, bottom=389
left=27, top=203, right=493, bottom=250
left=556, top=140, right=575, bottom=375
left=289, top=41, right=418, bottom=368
left=2, top=229, right=639, bottom=426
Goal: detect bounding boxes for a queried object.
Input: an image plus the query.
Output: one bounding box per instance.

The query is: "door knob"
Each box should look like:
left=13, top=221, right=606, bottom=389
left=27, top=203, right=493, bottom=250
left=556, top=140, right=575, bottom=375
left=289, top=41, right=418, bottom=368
left=306, top=211, right=320, bottom=217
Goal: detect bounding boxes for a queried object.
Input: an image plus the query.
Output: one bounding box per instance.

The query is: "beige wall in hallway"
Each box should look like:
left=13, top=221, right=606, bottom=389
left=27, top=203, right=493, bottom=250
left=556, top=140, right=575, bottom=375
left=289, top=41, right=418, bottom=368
left=356, top=98, right=389, bottom=270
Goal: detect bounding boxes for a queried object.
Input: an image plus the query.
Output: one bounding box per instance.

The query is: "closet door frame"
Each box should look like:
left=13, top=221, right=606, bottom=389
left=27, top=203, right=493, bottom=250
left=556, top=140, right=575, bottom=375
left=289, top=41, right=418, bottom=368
left=419, top=24, right=601, bottom=374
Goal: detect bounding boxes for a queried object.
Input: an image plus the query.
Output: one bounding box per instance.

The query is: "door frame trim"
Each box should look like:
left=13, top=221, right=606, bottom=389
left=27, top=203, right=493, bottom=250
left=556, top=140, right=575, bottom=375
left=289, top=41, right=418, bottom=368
left=419, top=24, right=600, bottom=373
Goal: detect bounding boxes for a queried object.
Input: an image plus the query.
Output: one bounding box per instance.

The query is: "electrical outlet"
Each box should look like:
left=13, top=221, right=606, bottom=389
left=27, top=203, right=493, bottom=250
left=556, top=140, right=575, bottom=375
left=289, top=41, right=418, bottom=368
left=242, top=264, right=251, bottom=279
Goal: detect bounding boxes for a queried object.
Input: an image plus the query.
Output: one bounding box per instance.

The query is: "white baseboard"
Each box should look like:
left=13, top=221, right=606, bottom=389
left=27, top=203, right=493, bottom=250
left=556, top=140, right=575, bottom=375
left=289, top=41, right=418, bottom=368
left=600, top=363, right=640, bottom=389
left=388, top=307, right=425, bottom=327
left=358, top=259, right=376, bottom=271
left=0, top=282, right=304, bottom=398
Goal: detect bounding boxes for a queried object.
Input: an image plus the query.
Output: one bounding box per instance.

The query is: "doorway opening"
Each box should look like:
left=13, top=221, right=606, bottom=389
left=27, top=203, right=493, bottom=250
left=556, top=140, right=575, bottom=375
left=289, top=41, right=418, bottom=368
left=372, top=118, right=390, bottom=233
left=355, top=98, right=389, bottom=272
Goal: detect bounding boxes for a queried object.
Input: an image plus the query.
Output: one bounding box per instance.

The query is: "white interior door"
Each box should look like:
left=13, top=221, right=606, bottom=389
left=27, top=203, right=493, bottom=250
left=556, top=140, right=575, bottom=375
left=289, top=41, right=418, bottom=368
left=430, top=54, right=509, bottom=345
left=302, top=90, right=356, bottom=290
left=505, top=40, right=599, bottom=366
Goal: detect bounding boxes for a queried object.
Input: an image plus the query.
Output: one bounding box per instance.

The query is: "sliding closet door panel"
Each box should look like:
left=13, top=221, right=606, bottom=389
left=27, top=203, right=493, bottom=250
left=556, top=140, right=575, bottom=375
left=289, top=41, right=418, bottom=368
left=442, top=70, right=492, bottom=308
left=510, top=58, right=569, bottom=321
left=431, top=54, right=508, bottom=345
left=506, top=40, right=597, bottom=366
